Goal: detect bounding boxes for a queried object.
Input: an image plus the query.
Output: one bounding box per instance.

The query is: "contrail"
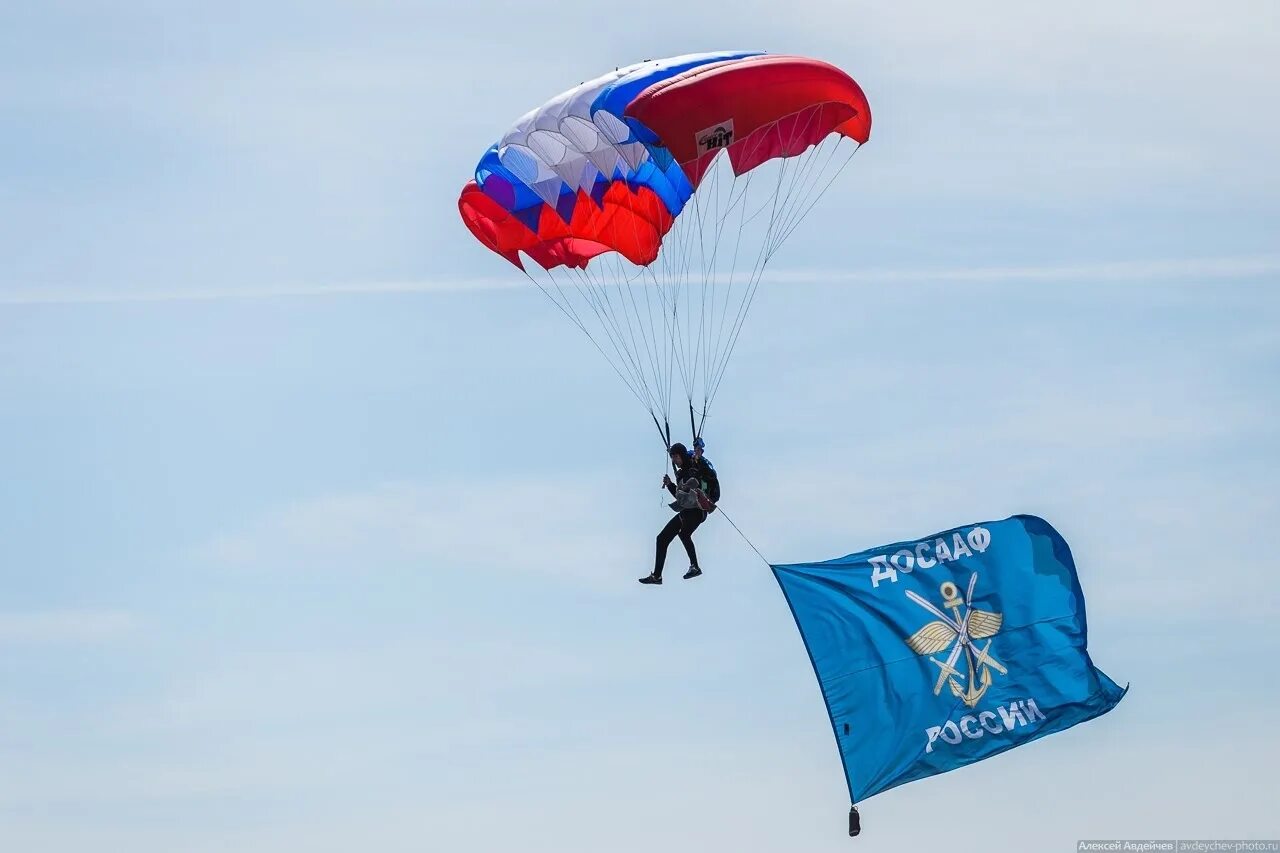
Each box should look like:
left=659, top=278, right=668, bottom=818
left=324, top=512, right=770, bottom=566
left=765, top=255, right=1280, bottom=284
left=0, top=277, right=523, bottom=306
left=2, top=256, right=1276, bottom=306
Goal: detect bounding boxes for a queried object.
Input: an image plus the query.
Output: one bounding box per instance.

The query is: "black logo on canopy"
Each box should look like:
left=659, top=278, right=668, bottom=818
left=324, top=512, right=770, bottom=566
left=696, top=120, right=735, bottom=152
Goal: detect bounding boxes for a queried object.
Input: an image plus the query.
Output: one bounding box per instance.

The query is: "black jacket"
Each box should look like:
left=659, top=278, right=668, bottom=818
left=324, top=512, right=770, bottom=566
left=667, top=456, right=719, bottom=503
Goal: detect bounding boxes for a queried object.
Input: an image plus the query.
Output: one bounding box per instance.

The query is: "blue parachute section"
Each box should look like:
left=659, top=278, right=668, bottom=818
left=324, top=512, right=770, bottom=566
left=772, top=514, right=1126, bottom=802
left=472, top=50, right=761, bottom=230
left=588, top=49, right=763, bottom=145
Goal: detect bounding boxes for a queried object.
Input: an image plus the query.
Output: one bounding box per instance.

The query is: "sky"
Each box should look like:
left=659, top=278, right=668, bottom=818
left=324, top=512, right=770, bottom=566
left=1, top=1, right=1278, bottom=850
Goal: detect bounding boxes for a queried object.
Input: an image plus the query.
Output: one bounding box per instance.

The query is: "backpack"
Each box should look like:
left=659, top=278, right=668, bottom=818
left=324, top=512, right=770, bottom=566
left=697, top=458, right=721, bottom=503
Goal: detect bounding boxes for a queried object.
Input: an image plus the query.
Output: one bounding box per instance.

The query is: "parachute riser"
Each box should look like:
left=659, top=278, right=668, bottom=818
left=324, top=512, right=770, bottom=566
left=650, top=413, right=678, bottom=476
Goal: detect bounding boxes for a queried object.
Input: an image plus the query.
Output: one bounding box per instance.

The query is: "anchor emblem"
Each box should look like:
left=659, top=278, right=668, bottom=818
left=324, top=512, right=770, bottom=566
left=904, top=574, right=1005, bottom=708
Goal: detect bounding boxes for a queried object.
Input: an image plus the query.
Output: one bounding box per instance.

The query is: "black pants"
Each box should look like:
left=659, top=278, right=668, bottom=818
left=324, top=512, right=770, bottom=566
left=654, top=508, right=707, bottom=578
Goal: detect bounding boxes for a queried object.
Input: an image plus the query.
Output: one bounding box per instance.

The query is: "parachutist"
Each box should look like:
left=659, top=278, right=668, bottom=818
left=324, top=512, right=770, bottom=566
left=639, top=442, right=718, bottom=585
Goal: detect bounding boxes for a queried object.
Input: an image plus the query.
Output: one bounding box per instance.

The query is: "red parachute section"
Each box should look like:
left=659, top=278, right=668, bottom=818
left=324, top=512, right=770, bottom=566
left=625, top=55, right=871, bottom=187
left=458, top=181, right=675, bottom=271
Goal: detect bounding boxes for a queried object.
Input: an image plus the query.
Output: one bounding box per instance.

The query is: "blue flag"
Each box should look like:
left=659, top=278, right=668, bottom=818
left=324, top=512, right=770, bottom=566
left=771, top=514, right=1126, bottom=802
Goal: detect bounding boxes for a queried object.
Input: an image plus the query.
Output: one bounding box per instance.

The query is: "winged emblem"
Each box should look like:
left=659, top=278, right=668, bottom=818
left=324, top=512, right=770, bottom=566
left=903, top=575, right=1006, bottom=708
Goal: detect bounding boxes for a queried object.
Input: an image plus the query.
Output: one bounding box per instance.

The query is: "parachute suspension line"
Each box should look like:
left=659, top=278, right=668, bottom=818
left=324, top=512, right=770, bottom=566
left=692, top=158, right=735, bottom=400
left=641, top=169, right=694, bottom=425
left=695, top=153, right=752, bottom=419
left=671, top=178, right=702, bottom=404
left=726, top=138, right=856, bottom=381
left=594, top=254, right=665, bottom=417
left=705, top=129, right=859, bottom=408
left=514, top=111, right=859, bottom=444
left=696, top=168, right=717, bottom=408
left=695, top=153, right=738, bottom=404
left=767, top=132, right=857, bottom=260
left=665, top=245, right=686, bottom=422
left=770, top=143, right=844, bottom=249
left=687, top=168, right=709, bottom=407
left=669, top=144, right=764, bottom=433
left=685, top=163, right=717, bottom=409
left=645, top=233, right=684, bottom=425
left=546, top=236, right=671, bottom=422
left=590, top=110, right=861, bottom=436
left=571, top=267, right=639, bottom=390
left=705, top=142, right=772, bottom=411
left=642, top=220, right=679, bottom=422
left=659, top=174, right=704, bottom=411
left=602, top=175, right=669, bottom=425
left=702, top=165, right=755, bottom=423
left=766, top=106, right=835, bottom=247
left=569, top=264, right=661, bottom=415
left=641, top=259, right=679, bottom=425
left=700, top=129, right=795, bottom=408
left=601, top=199, right=668, bottom=414
left=519, top=267, right=652, bottom=412
left=630, top=249, right=670, bottom=420
left=768, top=123, right=853, bottom=261
left=636, top=179, right=679, bottom=411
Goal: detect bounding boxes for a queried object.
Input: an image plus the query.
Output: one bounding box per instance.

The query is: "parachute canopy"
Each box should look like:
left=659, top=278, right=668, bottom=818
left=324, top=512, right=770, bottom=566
left=459, top=52, right=870, bottom=440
